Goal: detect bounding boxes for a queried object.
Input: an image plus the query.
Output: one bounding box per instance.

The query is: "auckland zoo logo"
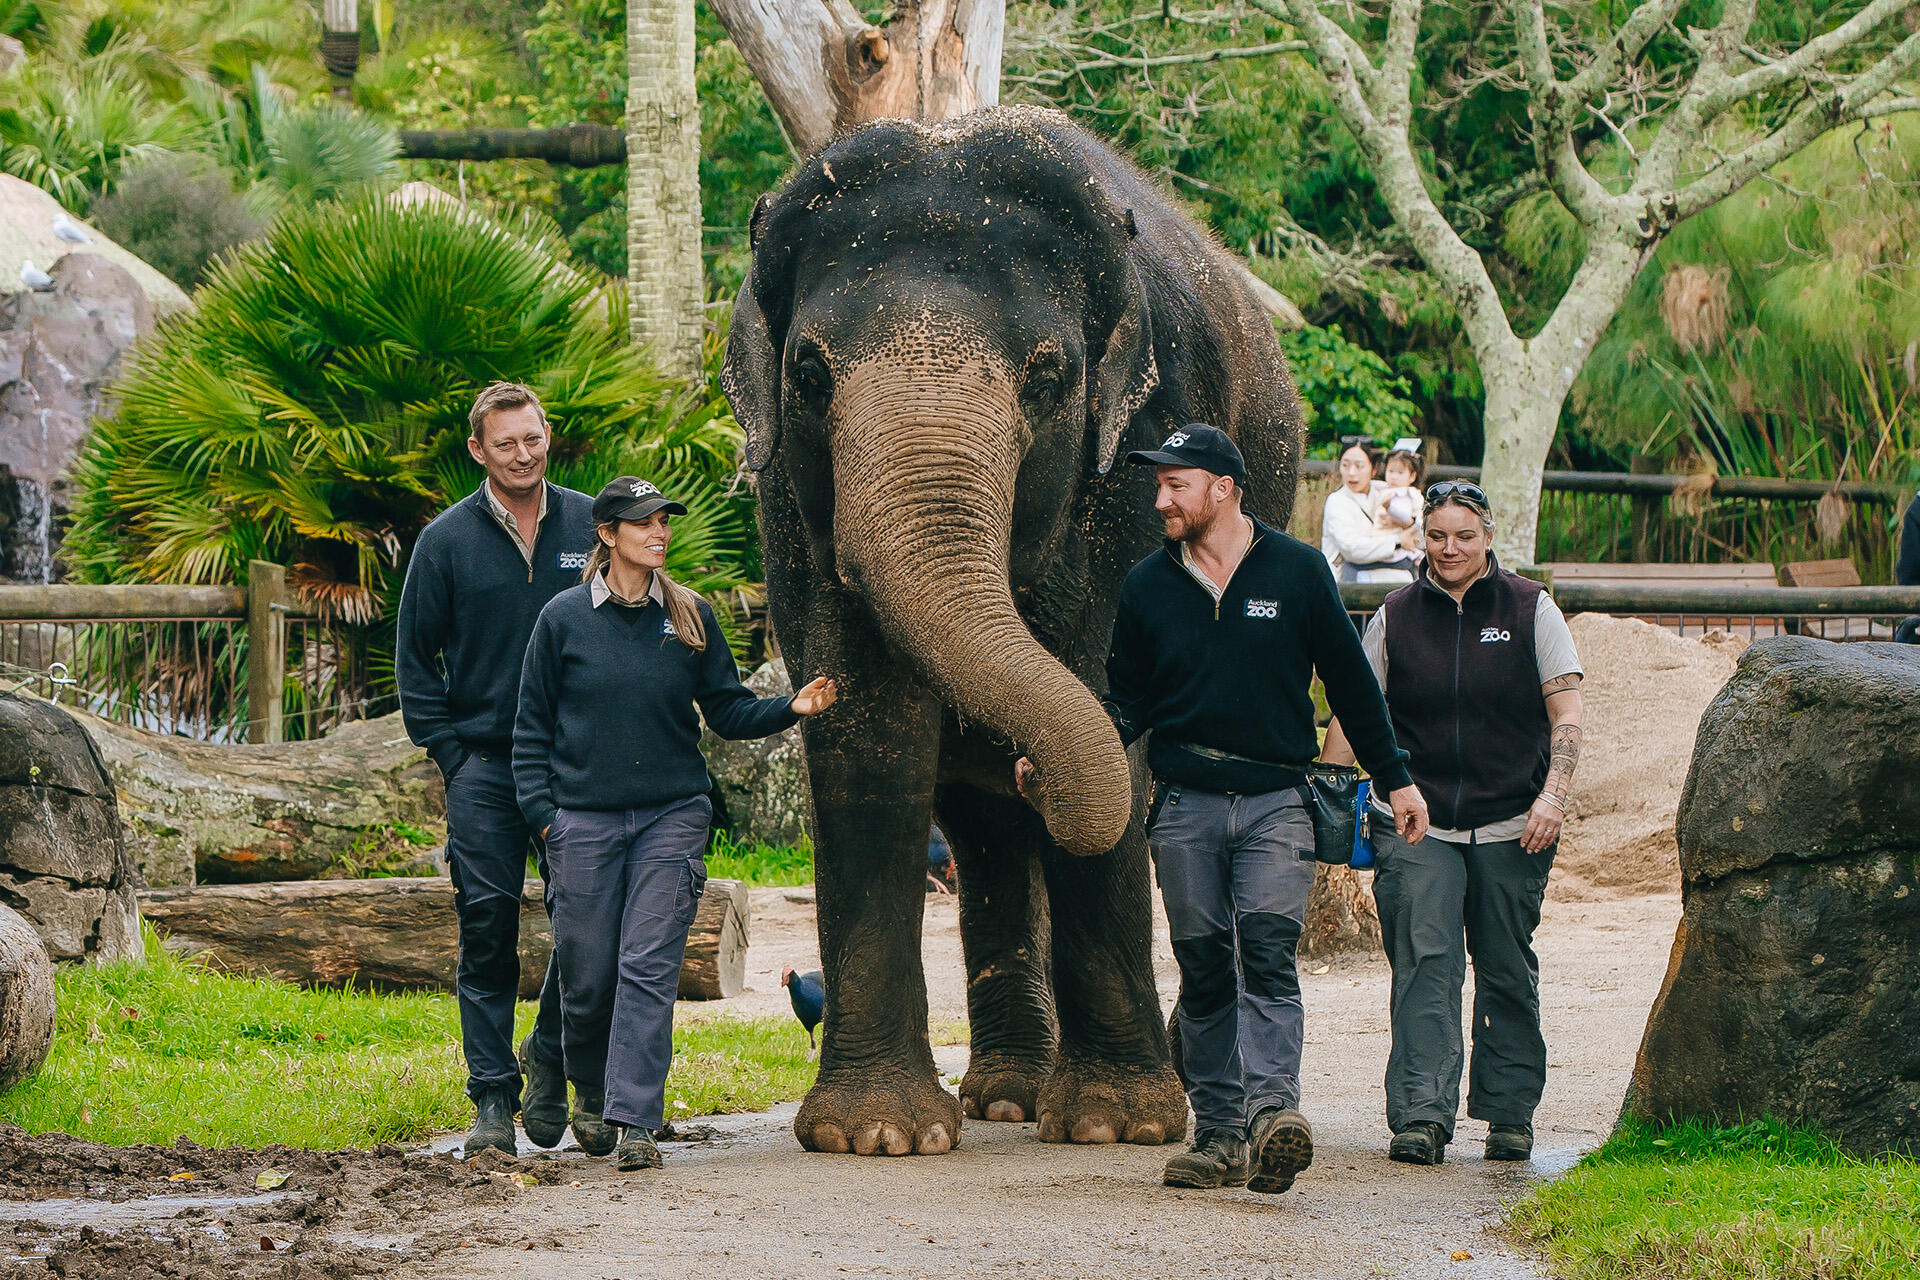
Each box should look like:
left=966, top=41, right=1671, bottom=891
left=557, top=551, right=589, bottom=571
left=1244, top=598, right=1279, bottom=619
left=661, top=618, right=678, bottom=639
left=1480, top=626, right=1512, bottom=643
left=630, top=480, right=660, bottom=498
left=1163, top=431, right=1191, bottom=449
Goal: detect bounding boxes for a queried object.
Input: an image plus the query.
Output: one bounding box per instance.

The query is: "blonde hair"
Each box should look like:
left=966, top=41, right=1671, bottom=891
left=582, top=525, right=709, bottom=652
left=469, top=382, right=549, bottom=442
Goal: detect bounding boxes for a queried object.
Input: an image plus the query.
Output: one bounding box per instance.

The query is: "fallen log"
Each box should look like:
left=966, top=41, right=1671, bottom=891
left=0, top=902, right=56, bottom=1091
left=136, top=876, right=752, bottom=1001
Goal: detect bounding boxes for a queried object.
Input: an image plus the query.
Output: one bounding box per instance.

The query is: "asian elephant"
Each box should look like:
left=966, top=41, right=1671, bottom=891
left=721, top=105, right=1305, bottom=1157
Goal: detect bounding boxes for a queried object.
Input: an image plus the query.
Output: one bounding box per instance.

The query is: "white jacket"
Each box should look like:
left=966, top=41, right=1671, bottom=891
left=1321, top=483, right=1405, bottom=572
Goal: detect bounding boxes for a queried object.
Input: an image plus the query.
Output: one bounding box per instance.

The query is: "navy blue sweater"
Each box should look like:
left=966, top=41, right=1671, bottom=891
left=512, top=586, right=799, bottom=834
left=396, top=483, right=596, bottom=777
left=1104, top=515, right=1412, bottom=795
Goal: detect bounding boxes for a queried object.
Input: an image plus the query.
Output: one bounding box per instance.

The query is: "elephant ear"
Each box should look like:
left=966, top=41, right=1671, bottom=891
left=1089, top=231, right=1158, bottom=475
left=722, top=262, right=781, bottom=472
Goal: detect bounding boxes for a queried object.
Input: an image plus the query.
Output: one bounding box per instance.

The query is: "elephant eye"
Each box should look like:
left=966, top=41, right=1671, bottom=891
left=1023, top=357, right=1071, bottom=409
left=790, top=354, right=832, bottom=409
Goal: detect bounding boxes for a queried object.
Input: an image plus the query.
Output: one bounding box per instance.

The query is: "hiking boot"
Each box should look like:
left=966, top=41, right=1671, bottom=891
left=1485, top=1123, right=1534, bottom=1162
left=571, top=1089, right=620, bottom=1157
left=1246, top=1107, right=1314, bottom=1194
left=518, top=1034, right=569, bottom=1149
left=615, top=1127, right=663, bottom=1172
left=1162, top=1128, right=1250, bottom=1189
left=462, top=1089, right=517, bottom=1159
left=1388, top=1121, right=1447, bottom=1166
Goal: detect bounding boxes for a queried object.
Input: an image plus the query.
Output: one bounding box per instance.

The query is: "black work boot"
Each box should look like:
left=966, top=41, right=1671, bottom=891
left=1485, top=1123, right=1534, bottom=1161
left=615, top=1127, right=663, bottom=1172
left=1388, top=1121, right=1448, bottom=1166
left=462, top=1088, right=517, bottom=1158
left=571, top=1089, right=620, bottom=1157
left=1246, top=1107, right=1314, bottom=1194
left=1162, top=1128, right=1251, bottom=1189
left=518, top=1033, right=569, bottom=1149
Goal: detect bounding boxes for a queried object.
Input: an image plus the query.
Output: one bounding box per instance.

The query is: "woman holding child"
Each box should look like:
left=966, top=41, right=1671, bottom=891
left=513, top=476, right=837, bottom=1171
left=1320, top=439, right=1423, bottom=584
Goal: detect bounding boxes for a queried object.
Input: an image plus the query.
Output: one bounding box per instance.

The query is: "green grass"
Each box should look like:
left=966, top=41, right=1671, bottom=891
left=0, top=927, right=821, bottom=1149
left=706, top=829, right=814, bottom=887
left=1508, top=1118, right=1920, bottom=1280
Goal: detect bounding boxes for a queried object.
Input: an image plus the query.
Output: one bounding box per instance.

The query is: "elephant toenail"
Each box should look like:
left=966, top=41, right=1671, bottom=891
left=1072, top=1118, right=1119, bottom=1144
left=963, top=1097, right=982, bottom=1119
left=878, top=1124, right=912, bottom=1156
left=985, top=1100, right=1026, bottom=1122
left=1126, top=1122, right=1166, bottom=1145
left=917, top=1124, right=952, bottom=1154
left=1037, top=1113, right=1066, bottom=1142
left=811, top=1124, right=850, bottom=1154
left=852, top=1123, right=884, bottom=1155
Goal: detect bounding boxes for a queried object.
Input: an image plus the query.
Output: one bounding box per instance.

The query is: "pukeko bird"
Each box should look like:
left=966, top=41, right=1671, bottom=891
left=781, top=966, right=825, bottom=1048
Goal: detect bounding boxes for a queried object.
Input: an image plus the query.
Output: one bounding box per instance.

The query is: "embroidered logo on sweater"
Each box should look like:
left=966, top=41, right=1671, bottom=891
left=1480, top=627, right=1512, bottom=643
left=1244, top=598, right=1279, bottom=619
left=662, top=618, right=677, bottom=638
left=557, top=551, right=588, bottom=570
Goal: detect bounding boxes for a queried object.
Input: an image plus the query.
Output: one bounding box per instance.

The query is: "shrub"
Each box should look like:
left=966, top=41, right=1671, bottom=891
left=1279, top=322, right=1418, bottom=454
left=89, top=154, right=267, bottom=289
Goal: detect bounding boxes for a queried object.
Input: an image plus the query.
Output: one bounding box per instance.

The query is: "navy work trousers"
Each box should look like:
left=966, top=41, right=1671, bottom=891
left=1150, top=784, right=1317, bottom=1132
left=547, top=796, right=710, bottom=1131
left=445, top=751, right=564, bottom=1105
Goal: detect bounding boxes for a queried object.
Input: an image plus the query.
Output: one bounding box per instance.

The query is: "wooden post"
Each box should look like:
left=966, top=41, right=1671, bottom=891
left=1630, top=454, right=1661, bottom=563
left=245, top=561, right=287, bottom=744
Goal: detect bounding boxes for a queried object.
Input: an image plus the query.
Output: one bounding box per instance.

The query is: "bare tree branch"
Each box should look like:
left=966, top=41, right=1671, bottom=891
left=1708, top=0, right=1914, bottom=116
left=1004, top=38, right=1307, bottom=87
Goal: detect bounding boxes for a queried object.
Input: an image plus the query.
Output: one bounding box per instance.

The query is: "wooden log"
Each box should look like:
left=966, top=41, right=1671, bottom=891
left=679, top=878, right=751, bottom=1000
left=0, top=902, right=56, bottom=1092
left=1301, top=865, right=1382, bottom=960
left=397, top=124, right=627, bottom=167
left=136, top=876, right=753, bottom=1001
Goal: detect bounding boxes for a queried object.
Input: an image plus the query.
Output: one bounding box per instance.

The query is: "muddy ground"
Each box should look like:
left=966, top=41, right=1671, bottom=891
left=2, top=886, right=1680, bottom=1279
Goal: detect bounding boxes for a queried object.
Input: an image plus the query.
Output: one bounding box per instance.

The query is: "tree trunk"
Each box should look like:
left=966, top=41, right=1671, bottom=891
left=0, top=902, right=56, bottom=1092
left=1300, top=865, right=1382, bottom=959
left=1477, top=359, right=1562, bottom=566
left=321, top=0, right=360, bottom=101
left=69, top=708, right=446, bottom=888
left=628, top=0, right=706, bottom=384
left=136, top=877, right=752, bottom=1001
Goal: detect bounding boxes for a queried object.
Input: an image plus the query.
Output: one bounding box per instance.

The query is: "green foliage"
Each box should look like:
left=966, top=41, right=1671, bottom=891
left=88, top=152, right=267, bottom=287
left=0, top=64, right=198, bottom=208
left=1509, top=1117, right=1920, bottom=1280
left=706, top=829, right=814, bottom=887
left=0, top=924, right=820, bottom=1147
left=255, top=67, right=398, bottom=202
left=1279, top=323, right=1416, bottom=454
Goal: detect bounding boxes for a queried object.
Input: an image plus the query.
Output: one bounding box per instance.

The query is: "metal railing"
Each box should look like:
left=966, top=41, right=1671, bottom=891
left=0, top=562, right=391, bottom=742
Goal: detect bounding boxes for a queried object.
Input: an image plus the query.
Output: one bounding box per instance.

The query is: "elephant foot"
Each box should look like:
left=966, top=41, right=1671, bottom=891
left=960, top=1051, right=1053, bottom=1123
left=1036, top=1055, right=1188, bottom=1146
left=795, top=1067, right=964, bottom=1156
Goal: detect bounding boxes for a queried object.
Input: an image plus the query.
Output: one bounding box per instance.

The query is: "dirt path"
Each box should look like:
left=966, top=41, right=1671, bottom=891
left=408, top=887, right=1679, bottom=1280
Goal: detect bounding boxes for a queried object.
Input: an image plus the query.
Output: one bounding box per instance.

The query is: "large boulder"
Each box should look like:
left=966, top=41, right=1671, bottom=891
left=700, top=660, right=810, bottom=848
left=0, top=693, right=141, bottom=962
left=0, top=902, right=55, bottom=1092
left=1626, top=638, right=1920, bottom=1156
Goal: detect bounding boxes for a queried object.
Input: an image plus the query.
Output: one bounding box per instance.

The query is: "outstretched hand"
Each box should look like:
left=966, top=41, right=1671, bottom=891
left=792, top=676, right=838, bottom=716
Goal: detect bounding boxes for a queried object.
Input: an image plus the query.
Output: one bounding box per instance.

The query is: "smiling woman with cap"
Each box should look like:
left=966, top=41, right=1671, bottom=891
left=513, top=475, right=837, bottom=1172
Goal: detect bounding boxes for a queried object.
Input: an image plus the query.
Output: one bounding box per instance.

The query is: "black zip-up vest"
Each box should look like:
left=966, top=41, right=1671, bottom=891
left=1380, top=559, right=1549, bottom=830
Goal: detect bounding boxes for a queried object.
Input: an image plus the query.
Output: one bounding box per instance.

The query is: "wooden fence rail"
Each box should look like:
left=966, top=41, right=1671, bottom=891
left=1297, top=459, right=1908, bottom=505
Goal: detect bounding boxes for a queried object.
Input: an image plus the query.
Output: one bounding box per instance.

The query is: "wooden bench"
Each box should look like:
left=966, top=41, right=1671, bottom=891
left=1779, top=558, right=1867, bottom=637
left=1543, top=561, right=1781, bottom=637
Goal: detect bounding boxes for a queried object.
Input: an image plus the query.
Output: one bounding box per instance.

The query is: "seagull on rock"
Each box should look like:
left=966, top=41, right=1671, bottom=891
left=19, top=260, right=54, bottom=291
left=52, top=214, right=92, bottom=247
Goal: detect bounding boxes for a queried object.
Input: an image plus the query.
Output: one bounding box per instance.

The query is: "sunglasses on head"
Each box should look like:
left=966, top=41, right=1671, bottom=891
left=1424, top=480, right=1491, bottom=511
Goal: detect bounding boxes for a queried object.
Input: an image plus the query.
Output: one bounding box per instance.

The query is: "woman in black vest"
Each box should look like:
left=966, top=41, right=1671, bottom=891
left=1323, top=482, right=1584, bottom=1167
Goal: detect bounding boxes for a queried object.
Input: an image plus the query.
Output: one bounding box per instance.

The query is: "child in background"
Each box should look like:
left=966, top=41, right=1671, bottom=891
left=1373, top=449, right=1427, bottom=551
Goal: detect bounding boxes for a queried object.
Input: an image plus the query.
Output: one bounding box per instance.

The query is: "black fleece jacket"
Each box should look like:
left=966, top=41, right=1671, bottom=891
left=396, top=483, right=596, bottom=777
left=1104, top=514, right=1413, bottom=795
left=513, top=586, right=798, bottom=834
left=1899, top=495, right=1920, bottom=587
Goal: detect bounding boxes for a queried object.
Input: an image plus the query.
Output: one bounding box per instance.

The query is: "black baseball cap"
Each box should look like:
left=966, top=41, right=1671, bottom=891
left=1125, top=423, right=1248, bottom=486
left=592, top=476, right=688, bottom=523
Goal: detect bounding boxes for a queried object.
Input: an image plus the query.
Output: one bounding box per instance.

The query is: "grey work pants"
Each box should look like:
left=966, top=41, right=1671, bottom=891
left=1149, top=784, right=1316, bottom=1132
left=1371, top=827, right=1553, bottom=1139
left=546, top=796, right=710, bottom=1131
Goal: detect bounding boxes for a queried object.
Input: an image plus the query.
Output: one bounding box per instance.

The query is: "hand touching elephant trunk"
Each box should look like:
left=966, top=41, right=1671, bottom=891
left=830, top=359, right=1133, bottom=857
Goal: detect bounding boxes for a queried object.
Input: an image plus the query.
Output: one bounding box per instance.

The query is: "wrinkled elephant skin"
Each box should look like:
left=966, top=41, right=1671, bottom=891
left=722, top=106, right=1305, bottom=1156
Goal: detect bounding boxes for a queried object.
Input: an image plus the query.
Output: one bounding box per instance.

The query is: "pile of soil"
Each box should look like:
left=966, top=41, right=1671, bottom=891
left=0, top=1126, right=571, bottom=1278
left=1552, top=614, right=1744, bottom=900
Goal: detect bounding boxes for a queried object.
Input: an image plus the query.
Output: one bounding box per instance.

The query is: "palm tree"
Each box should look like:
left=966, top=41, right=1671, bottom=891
left=625, top=0, right=704, bottom=383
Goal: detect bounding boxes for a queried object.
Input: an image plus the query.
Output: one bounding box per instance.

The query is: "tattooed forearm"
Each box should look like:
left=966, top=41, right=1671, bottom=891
left=1545, top=723, right=1581, bottom=795
left=1542, top=672, right=1583, bottom=695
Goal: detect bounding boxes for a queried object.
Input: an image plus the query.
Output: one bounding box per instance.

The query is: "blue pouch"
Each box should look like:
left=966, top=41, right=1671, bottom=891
left=1351, top=779, right=1375, bottom=869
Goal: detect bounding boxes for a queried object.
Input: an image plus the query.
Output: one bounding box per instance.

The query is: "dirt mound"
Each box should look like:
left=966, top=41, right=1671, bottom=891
left=1552, top=615, right=1742, bottom=900
left=0, top=1126, right=565, bottom=1277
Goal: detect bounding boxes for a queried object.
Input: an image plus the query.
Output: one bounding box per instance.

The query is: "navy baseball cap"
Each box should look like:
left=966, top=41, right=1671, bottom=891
left=1125, top=423, right=1248, bottom=486
left=592, top=476, right=687, bottom=523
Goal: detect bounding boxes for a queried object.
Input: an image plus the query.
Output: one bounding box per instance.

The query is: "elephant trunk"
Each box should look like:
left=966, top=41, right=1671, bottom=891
left=831, top=358, right=1132, bottom=857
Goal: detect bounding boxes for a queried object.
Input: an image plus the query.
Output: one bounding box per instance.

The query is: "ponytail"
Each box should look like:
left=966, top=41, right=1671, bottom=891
left=582, top=524, right=710, bottom=652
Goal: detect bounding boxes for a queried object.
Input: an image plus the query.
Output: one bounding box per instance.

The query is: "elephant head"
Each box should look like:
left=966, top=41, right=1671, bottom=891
left=722, top=111, right=1160, bottom=857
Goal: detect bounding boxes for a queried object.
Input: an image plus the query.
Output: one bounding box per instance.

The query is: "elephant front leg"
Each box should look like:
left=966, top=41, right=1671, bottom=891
left=1036, top=818, right=1188, bottom=1146
left=935, top=783, right=1058, bottom=1124
left=796, top=663, right=962, bottom=1157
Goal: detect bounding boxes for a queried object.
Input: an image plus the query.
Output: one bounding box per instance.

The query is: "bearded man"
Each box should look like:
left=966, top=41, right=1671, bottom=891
left=1095, top=424, right=1428, bottom=1193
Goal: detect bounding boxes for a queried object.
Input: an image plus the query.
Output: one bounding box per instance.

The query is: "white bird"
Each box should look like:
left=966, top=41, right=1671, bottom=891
left=19, top=260, right=54, bottom=290
left=52, top=214, right=92, bottom=247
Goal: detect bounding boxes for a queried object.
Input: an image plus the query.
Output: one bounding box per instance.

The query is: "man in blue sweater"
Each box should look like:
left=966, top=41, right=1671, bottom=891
left=1089, top=425, right=1426, bottom=1194
left=396, top=382, right=597, bottom=1157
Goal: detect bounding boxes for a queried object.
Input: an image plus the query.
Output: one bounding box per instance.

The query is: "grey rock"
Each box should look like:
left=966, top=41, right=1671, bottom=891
left=0, top=902, right=56, bottom=1092
left=1628, top=637, right=1920, bottom=1156
left=0, top=692, right=143, bottom=962
left=700, top=659, right=811, bottom=849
